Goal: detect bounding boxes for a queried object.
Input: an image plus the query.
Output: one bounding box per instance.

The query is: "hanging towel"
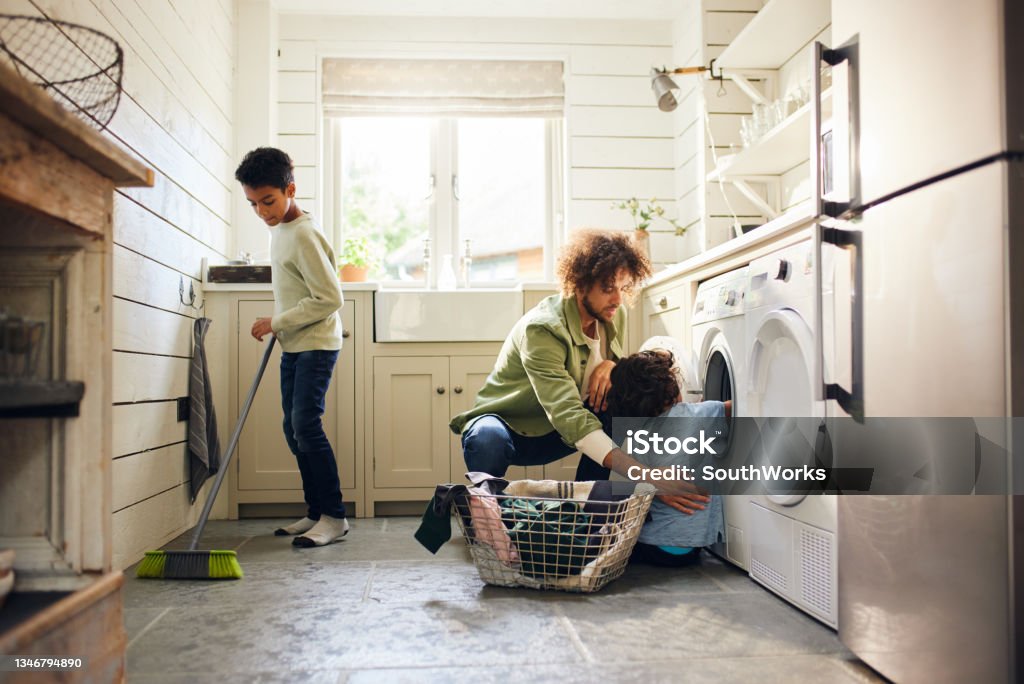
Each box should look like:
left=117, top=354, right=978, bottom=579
left=188, top=317, right=221, bottom=503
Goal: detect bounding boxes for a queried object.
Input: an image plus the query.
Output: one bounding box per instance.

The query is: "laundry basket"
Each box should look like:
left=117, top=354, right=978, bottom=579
left=452, top=481, right=655, bottom=593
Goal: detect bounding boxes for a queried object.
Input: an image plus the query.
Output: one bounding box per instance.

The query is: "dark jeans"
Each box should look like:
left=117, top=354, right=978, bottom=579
left=460, top=413, right=611, bottom=482
left=280, top=349, right=345, bottom=520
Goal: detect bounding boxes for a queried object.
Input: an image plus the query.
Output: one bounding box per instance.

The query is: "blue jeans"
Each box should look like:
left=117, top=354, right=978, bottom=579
left=460, top=414, right=612, bottom=482
left=280, top=349, right=345, bottom=520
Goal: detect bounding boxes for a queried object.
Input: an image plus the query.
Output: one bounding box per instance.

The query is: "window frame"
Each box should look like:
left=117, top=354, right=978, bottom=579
left=322, top=115, right=564, bottom=288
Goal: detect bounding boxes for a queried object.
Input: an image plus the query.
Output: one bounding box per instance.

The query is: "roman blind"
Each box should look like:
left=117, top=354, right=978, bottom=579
left=321, top=58, right=564, bottom=117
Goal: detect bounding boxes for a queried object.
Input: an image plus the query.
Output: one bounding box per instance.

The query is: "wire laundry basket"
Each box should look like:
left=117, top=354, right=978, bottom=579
left=453, top=482, right=655, bottom=593
left=0, top=14, right=123, bottom=129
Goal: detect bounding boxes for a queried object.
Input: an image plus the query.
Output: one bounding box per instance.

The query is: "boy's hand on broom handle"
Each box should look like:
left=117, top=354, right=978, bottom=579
left=251, top=317, right=274, bottom=341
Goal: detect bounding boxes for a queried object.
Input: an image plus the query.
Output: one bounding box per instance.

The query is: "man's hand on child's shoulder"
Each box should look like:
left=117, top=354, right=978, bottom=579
left=251, top=317, right=274, bottom=341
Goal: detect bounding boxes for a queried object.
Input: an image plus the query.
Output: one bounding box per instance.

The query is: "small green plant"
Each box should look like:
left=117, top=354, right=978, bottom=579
left=339, top=236, right=380, bottom=270
left=612, top=197, right=685, bottom=236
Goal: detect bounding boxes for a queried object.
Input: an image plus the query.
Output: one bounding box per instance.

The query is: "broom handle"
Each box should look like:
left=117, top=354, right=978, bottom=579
left=189, top=335, right=277, bottom=551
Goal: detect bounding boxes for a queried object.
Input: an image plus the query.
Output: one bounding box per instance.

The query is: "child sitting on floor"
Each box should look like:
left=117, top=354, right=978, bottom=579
left=606, top=349, right=731, bottom=567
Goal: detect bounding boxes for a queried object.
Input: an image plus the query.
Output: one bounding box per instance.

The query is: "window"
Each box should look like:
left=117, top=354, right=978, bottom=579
left=322, top=58, right=565, bottom=285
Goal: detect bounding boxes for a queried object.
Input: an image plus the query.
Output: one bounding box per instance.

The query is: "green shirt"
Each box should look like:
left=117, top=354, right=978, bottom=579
left=269, top=213, right=344, bottom=353
left=449, top=294, right=625, bottom=447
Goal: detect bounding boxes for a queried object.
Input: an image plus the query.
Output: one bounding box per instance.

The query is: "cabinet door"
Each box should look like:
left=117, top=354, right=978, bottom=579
left=373, top=356, right=451, bottom=488
left=335, top=303, right=356, bottom=488
left=236, top=300, right=350, bottom=491
left=447, top=356, right=543, bottom=482
left=642, top=281, right=688, bottom=343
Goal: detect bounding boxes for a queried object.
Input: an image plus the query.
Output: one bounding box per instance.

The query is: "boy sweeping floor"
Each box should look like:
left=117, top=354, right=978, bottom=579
left=235, top=147, right=349, bottom=547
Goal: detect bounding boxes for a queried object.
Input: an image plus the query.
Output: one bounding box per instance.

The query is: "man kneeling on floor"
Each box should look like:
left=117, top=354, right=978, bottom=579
left=450, top=229, right=647, bottom=483
left=607, top=350, right=731, bottom=567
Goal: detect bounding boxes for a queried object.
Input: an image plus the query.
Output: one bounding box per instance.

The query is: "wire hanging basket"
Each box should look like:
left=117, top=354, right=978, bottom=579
left=0, top=14, right=124, bottom=130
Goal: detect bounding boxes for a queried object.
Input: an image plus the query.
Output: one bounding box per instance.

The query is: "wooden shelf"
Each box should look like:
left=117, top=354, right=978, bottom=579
left=0, top=380, right=85, bottom=418
left=715, top=0, right=830, bottom=71
left=707, top=89, right=831, bottom=181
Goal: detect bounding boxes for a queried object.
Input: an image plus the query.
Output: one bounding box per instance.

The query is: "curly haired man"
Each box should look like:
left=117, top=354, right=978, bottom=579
left=450, top=229, right=661, bottom=483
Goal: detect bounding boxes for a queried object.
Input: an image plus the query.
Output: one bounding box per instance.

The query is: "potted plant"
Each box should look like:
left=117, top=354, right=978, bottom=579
left=612, top=197, right=685, bottom=257
left=338, top=236, right=377, bottom=282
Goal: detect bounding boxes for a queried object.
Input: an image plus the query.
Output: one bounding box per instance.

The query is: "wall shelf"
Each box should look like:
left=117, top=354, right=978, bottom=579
left=715, top=0, right=831, bottom=71
left=0, top=380, right=85, bottom=418
left=708, top=89, right=832, bottom=182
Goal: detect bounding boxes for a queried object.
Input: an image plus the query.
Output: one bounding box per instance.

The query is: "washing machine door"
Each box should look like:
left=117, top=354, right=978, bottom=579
left=703, top=341, right=735, bottom=403
left=748, top=308, right=821, bottom=506
left=747, top=308, right=817, bottom=418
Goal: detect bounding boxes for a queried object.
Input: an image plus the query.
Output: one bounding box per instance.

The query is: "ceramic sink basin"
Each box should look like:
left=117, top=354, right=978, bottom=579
left=373, top=288, right=524, bottom=342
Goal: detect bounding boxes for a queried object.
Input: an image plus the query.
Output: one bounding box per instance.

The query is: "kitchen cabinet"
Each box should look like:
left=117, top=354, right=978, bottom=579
left=642, top=276, right=691, bottom=343
left=373, top=354, right=540, bottom=490
left=234, top=299, right=359, bottom=514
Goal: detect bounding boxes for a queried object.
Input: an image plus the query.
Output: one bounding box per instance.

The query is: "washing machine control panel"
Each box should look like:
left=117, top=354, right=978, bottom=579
left=693, top=268, right=748, bottom=324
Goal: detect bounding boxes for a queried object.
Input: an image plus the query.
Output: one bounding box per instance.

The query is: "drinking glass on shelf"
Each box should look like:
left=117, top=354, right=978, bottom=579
left=740, top=116, right=756, bottom=147
left=772, top=99, right=787, bottom=126
left=752, top=102, right=771, bottom=137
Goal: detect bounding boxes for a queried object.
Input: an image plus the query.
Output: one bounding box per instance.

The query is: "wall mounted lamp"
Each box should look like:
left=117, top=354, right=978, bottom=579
left=650, top=60, right=723, bottom=111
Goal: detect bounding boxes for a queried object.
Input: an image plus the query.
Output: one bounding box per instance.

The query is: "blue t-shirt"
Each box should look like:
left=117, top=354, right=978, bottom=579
left=635, top=401, right=726, bottom=549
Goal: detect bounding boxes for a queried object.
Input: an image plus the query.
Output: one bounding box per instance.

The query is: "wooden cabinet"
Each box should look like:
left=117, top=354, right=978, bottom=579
left=373, top=354, right=545, bottom=491
left=371, top=356, right=451, bottom=488
left=642, top=277, right=691, bottom=343
left=0, top=61, right=151, bottom=680
left=234, top=299, right=359, bottom=513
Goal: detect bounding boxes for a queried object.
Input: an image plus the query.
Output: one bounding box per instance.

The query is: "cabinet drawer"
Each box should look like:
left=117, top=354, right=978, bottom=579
left=642, top=281, right=689, bottom=342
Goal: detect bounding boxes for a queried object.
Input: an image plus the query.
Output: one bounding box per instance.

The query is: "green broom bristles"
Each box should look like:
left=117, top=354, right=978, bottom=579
left=136, top=550, right=243, bottom=580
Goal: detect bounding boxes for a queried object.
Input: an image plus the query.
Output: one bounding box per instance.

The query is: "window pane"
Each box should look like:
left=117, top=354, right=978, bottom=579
left=457, top=119, right=546, bottom=282
left=340, top=118, right=430, bottom=281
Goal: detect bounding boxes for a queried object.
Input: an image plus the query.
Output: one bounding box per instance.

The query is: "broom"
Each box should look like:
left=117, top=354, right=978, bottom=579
left=137, top=336, right=277, bottom=580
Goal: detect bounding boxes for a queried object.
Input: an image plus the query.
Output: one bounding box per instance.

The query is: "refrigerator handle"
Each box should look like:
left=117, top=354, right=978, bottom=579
left=813, top=40, right=859, bottom=219
left=815, top=222, right=865, bottom=421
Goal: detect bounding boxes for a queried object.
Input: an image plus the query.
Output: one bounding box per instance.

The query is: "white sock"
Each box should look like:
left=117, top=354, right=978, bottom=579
left=293, top=515, right=349, bottom=547
left=274, top=517, right=317, bottom=536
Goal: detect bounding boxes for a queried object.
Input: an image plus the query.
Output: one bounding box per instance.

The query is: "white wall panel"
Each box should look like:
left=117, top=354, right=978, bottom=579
left=570, top=106, right=672, bottom=138
left=278, top=71, right=317, bottom=102
left=113, top=300, right=193, bottom=358
left=570, top=137, right=674, bottom=169
left=279, top=39, right=317, bottom=70
left=112, top=445, right=189, bottom=513
left=279, top=134, right=318, bottom=166
left=112, top=402, right=187, bottom=458
left=568, top=75, right=654, bottom=106
left=571, top=168, right=674, bottom=200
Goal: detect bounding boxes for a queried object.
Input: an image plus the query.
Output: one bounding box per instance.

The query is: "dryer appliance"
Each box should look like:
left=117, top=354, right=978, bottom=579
left=744, top=240, right=837, bottom=628
left=691, top=267, right=748, bottom=569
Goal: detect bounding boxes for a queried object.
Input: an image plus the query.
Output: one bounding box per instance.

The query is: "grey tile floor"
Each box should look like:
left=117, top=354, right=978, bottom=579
left=123, top=517, right=884, bottom=683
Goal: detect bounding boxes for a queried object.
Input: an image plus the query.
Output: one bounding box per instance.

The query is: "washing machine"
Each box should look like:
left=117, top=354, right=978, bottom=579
left=690, top=267, right=749, bottom=570
left=744, top=240, right=837, bottom=628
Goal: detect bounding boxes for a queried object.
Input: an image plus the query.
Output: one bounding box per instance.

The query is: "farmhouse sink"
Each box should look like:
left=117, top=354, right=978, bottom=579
left=374, top=288, right=524, bottom=342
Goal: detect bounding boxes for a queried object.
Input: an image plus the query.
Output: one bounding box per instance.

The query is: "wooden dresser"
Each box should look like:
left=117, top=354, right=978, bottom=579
left=0, top=60, right=152, bottom=682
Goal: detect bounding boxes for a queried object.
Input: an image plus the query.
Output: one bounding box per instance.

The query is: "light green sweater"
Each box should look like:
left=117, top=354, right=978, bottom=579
left=269, top=213, right=343, bottom=353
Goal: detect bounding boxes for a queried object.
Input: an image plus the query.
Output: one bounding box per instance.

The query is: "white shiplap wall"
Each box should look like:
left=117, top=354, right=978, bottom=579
left=273, top=15, right=683, bottom=268
left=1, top=0, right=235, bottom=569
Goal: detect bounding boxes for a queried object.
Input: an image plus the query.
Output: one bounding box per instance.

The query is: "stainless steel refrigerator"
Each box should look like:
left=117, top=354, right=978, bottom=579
left=811, top=0, right=1024, bottom=681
